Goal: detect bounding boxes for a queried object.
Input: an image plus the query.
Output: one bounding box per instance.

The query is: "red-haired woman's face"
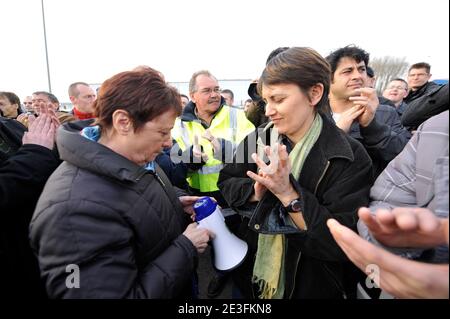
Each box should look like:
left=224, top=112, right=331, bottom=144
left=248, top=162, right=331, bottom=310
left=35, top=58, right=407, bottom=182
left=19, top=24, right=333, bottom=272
left=124, top=109, right=177, bottom=165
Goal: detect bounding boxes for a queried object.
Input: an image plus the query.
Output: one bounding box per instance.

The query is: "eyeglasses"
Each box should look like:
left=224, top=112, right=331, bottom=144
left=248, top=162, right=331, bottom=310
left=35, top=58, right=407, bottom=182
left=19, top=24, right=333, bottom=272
left=387, top=85, right=407, bottom=91
left=198, top=87, right=221, bottom=95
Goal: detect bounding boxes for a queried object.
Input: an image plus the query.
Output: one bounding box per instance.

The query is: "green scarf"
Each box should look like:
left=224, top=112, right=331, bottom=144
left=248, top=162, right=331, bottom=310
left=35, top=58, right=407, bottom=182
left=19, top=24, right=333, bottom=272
left=252, top=114, right=323, bottom=299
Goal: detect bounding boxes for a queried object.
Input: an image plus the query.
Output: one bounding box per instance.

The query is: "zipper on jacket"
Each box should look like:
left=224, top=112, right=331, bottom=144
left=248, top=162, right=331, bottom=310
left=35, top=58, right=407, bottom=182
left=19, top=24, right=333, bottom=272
left=314, top=160, right=330, bottom=195
left=288, top=246, right=302, bottom=299
left=135, top=170, right=147, bottom=182
left=153, top=171, right=166, bottom=188
left=136, top=170, right=166, bottom=188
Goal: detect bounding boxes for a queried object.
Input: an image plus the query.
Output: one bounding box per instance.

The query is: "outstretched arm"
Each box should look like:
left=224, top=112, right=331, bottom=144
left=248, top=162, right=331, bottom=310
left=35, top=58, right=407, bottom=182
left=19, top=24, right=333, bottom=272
left=327, top=218, right=449, bottom=299
left=358, top=207, right=448, bottom=248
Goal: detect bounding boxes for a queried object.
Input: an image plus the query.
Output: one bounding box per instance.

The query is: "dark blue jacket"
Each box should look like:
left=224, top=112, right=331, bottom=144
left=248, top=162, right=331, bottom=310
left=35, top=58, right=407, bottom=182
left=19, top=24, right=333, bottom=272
left=348, top=104, right=411, bottom=178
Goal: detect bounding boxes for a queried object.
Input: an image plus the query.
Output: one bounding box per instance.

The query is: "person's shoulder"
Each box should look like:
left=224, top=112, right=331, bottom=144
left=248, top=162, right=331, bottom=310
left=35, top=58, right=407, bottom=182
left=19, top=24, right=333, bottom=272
left=0, top=117, right=26, bottom=133
left=419, top=110, right=449, bottom=132
left=375, top=104, right=400, bottom=122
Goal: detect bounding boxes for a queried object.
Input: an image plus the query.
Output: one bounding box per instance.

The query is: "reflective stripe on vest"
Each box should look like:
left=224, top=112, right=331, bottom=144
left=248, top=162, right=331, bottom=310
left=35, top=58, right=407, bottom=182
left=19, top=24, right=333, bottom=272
left=179, top=120, right=192, bottom=149
left=229, top=107, right=237, bottom=142
left=173, top=106, right=254, bottom=192
left=199, top=163, right=224, bottom=175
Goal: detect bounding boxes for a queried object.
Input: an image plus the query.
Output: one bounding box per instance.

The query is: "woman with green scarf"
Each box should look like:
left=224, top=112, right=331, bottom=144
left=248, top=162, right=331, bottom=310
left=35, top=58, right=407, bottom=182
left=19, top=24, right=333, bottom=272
left=218, top=47, right=373, bottom=299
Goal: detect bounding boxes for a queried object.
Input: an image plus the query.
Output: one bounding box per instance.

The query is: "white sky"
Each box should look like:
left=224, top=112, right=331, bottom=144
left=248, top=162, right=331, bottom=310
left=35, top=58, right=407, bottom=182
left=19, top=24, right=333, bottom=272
left=1, top=0, right=449, bottom=103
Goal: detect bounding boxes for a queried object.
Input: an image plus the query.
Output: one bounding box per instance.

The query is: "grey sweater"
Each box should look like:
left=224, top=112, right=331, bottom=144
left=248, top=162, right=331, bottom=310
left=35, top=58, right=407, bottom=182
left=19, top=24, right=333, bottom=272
left=358, top=110, right=449, bottom=263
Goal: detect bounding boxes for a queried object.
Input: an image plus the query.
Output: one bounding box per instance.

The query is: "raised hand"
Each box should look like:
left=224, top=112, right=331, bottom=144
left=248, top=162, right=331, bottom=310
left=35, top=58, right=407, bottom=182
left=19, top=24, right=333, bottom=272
left=192, top=134, right=208, bottom=162
left=335, top=105, right=365, bottom=133
left=246, top=143, right=297, bottom=206
left=202, top=129, right=221, bottom=153
left=22, top=103, right=59, bottom=150
left=349, top=87, right=379, bottom=127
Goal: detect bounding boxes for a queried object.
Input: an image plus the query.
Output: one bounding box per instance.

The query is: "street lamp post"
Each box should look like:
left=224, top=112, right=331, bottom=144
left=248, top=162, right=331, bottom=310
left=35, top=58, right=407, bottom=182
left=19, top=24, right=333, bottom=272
left=41, top=0, right=52, bottom=93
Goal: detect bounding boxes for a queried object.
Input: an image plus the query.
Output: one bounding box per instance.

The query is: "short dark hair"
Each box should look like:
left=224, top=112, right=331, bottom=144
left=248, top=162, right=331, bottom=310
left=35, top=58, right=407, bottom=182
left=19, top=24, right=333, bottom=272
left=0, top=91, right=22, bottom=115
left=32, top=91, right=59, bottom=104
left=0, top=91, right=21, bottom=107
left=266, top=47, right=290, bottom=65
left=388, top=78, right=408, bottom=90
left=326, top=45, right=370, bottom=80
left=366, top=66, right=375, bottom=78
left=258, top=47, right=331, bottom=114
left=409, top=62, right=431, bottom=74
left=94, top=67, right=182, bottom=132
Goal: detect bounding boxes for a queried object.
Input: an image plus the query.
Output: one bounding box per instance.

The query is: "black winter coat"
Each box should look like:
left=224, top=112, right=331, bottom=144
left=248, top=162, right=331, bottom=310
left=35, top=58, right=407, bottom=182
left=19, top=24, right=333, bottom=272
left=1, top=118, right=60, bottom=298
left=29, top=122, right=198, bottom=298
left=402, top=83, right=448, bottom=130
left=0, top=117, right=25, bottom=163
left=218, top=113, right=373, bottom=299
left=404, top=81, right=441, bottom=104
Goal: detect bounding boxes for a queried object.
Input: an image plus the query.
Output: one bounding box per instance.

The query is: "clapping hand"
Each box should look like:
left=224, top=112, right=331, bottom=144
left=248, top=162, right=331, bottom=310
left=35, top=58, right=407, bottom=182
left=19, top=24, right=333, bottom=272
left=192, top=135, right=208, bottom=162
left=246, top=143, right=297, bottom=206
left=22, top=103, right=60, bottom=150
left=349, top=88, right=379, bottom=127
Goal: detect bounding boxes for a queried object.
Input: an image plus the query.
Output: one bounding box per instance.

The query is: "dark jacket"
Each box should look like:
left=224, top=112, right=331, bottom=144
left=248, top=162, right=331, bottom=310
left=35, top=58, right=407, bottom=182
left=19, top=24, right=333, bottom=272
left=378, top=96, right=396, bottom=108
left=155, top=140, right=189, bottom=190
left=29, top=122, right=198, bottom=298
left=395, top=101, right=408, bottom=118
left=0, top=117, right=25, bottom=163
left=402, top=83, right=448, bottom=130
left=348, top=104, right=411, bottom=178
left=218, top=113, right=373, bottom=298
left=404, top=81, right=441, bottom=104
left=1, top=117, right=60, bottom=298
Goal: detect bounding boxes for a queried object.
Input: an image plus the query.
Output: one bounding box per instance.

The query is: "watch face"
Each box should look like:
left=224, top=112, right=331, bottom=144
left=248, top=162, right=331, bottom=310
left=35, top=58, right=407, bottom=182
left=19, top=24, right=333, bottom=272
left=291, top=199, right=302, bottom=212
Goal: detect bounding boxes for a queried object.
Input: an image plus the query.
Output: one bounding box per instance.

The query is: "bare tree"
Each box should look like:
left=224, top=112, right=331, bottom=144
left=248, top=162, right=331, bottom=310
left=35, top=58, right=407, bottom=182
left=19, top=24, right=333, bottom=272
left=370, top=56, right=409, bottom=94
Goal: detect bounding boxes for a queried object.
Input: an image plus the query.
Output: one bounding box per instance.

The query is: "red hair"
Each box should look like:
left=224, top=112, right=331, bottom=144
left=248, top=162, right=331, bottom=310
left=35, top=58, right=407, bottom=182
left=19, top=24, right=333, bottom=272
left=94, top=66, right=181, bottom=131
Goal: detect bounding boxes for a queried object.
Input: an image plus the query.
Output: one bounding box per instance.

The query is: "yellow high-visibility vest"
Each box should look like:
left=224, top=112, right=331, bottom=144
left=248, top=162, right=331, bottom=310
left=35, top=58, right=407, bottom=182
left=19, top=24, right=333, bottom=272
left=171, top=105, right=255, bottom=192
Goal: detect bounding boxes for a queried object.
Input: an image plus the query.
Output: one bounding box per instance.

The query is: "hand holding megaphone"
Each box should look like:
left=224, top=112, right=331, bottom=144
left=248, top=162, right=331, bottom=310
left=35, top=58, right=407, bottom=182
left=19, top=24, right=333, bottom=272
left=183, top=223, right=213, bottom=254
left=194, top=197, right=248, bottom=271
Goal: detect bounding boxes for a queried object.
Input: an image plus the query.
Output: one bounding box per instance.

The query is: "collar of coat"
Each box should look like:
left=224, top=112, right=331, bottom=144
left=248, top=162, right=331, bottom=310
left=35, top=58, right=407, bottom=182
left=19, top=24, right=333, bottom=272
left=57, top=119, right=151, bottom=183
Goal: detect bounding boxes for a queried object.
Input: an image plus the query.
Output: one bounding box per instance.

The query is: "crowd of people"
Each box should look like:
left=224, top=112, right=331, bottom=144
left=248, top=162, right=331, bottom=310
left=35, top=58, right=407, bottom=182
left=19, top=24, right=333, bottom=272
left=0, top=44, right=448, bottom=299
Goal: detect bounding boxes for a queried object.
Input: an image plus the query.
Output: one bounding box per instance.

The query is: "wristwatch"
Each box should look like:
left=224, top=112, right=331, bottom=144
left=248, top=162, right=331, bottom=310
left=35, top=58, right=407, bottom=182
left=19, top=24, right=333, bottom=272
left=283, top=198, right=302, bottom=213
